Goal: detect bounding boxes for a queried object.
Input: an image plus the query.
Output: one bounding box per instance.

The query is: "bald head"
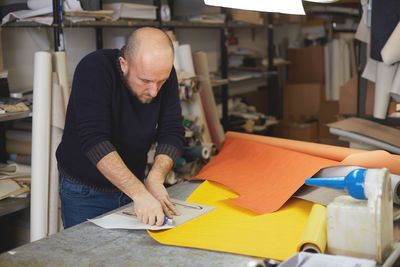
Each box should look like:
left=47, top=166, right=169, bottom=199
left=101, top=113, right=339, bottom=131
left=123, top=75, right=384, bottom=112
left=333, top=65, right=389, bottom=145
left=119, top=27, right=175, bottom=104
left=124, top=27, right=174, bottom=63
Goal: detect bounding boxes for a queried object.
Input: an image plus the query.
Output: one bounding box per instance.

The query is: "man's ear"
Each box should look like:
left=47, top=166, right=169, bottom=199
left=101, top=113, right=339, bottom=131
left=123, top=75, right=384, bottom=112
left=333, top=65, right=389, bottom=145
left=119, top=56, right=128, bottom=75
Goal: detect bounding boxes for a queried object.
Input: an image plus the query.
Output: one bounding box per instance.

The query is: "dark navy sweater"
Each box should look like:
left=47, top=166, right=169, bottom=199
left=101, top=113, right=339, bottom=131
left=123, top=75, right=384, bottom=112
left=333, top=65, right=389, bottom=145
left=56, top=49, right=185, bottom=191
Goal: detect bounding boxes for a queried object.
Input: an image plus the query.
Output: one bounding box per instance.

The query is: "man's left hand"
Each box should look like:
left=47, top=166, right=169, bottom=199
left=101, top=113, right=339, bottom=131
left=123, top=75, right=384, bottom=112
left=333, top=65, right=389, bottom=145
left=145, top=179, right=181, bottom=218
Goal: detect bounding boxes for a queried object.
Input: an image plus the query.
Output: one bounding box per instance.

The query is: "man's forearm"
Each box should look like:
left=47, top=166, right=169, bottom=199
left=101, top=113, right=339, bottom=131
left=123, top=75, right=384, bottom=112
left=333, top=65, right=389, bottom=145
left=96, top=151, right=147, bottom=200
left=146, top=154, right=174, bottom=183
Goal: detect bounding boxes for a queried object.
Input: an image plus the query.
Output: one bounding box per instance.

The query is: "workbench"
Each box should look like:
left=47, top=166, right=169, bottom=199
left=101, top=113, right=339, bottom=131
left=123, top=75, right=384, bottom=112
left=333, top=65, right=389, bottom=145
left=0, top=181, right=256, bottom=266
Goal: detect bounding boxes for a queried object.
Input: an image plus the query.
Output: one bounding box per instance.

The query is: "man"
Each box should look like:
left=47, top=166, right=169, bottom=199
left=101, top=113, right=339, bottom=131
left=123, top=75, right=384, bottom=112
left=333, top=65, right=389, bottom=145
left=56, top=27, right=184, bottom=228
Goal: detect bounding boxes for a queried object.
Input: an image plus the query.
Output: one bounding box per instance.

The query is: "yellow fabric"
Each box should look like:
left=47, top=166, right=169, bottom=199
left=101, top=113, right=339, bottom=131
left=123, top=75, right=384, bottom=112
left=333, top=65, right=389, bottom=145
left=297, top=203, right=327, bottom=253
left=149, top=181, right=323, bottom=261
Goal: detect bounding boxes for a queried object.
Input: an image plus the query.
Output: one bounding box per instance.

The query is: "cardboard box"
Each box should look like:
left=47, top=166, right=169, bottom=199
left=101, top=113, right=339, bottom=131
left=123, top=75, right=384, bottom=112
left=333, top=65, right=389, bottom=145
left=273, top=13, right=305, bottom=25
left=388, top=101, right=399, bottom=116
left=319, top=100, right=339, bottom=140
left=239, top=90, right=267, bottom=115
left=339, top=76, right=374, bottom=115
left=274, top=121, right=319, bottom=142
left=287, top=46, right=325, bottom=84
left=201, top=7, right=222, bottom=14
left=102, top=3, right=157, bottom=20
left=230, top=9, right=263, bottom=25
left=283, top=83, right=323, bottom=121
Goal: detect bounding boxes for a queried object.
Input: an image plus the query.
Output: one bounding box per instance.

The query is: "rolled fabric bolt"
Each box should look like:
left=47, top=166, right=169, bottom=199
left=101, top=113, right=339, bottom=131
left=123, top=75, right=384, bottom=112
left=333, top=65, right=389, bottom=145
left=374, top=62, right=398, bottom=119
left=175, top=157, right=186, bottom=167
left=9, top=153, right=17, bottom=161
left=177, top=44, right=195, bottom=77
left=184, top=146, right=210, bottom=162
left=172, top=41, right=181, bottom=71
left=191, top=125, right=201, bottom=135
left=301, top=243, right=320, bottom=253
left=31, top=51, right=52, bottom=242
left=17, top=154, right=32, bottom=165
left=175, top=161, right=193, bottom=174
left=203, top=142, right=217, bottom=156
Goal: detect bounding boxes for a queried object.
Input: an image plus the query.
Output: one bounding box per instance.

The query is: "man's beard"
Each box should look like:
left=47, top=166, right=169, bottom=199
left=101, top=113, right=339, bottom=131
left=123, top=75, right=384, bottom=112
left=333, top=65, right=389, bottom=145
left=123, top=73, right=153, bottom=104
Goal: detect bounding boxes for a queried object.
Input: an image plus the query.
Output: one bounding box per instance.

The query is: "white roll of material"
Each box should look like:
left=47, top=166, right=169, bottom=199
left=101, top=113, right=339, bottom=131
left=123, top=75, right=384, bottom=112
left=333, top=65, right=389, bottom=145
left=31, top=51, right=52, bottom=242
left=28, top=0, right=52, bottom=10
left=390, top=64, right=400, bottom=102
left=362, top=58, right=378, bottom=83
left=201, top=146, right=211, bottom=160
left=373, top=62, right=398, bottom=119
left=48, top=72, right=66, bottom=235
left=177, top=44, right=195, bottom=77
left=172, top=41, right=181, bottom=71
left=381, top=22, right=400, bottom=65
left=53, top=51, right=70, bottom=112
left=192, top=51, right=225, bottom=149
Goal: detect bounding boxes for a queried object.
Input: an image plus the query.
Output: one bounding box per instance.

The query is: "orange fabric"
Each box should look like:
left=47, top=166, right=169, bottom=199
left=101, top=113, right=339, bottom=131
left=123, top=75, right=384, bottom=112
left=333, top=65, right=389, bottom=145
left=193, top=138, right=338, bottom=214
left=226, top=131, right=400, bottom=175
left=225, top=131, right=362, bottom=161
left=340, top=150, right=400, bottom=174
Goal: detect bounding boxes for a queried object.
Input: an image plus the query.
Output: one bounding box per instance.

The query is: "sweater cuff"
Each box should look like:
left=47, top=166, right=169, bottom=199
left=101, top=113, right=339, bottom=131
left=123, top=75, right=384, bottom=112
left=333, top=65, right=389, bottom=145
left=86, top=140, right=116, bottom=165
left=155, top=144, right=181, bottom=163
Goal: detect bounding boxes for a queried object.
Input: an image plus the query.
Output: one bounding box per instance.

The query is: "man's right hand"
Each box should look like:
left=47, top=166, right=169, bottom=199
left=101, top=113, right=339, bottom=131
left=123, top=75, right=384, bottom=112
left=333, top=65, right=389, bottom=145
left=96, top=151, right=167, bottom=226
left=132, top=191, right=166, bottom=226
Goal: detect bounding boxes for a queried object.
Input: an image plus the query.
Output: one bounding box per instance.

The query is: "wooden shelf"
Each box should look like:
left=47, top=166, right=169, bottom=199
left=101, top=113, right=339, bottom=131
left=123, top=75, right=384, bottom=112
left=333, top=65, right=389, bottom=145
left=0, top=197, right=30, bottom=217
left=226, top=21, right=267, bottom=28
left=0, top=111, right=32, bottom=122
left=229, top=60, right=289, bottom=71
left=162, top=20, right=224, bottom=28
left=2, top=22, right=57, bottom=28
left=211, top=79, right=228, bottom=87
left=62, top=19, right=160, bottom=28
left=2, top=19, right=273, bottom=30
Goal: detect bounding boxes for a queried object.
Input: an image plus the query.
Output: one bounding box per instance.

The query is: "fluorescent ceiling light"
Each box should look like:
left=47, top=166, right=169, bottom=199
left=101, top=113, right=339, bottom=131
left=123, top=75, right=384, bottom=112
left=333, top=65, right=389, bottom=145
left=204, top=0, right=305, bottom=15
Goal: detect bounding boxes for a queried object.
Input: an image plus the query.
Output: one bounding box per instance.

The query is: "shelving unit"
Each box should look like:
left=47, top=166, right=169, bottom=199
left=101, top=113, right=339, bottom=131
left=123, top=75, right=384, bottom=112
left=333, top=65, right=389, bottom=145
left=1, top=0, right=280, bottom=131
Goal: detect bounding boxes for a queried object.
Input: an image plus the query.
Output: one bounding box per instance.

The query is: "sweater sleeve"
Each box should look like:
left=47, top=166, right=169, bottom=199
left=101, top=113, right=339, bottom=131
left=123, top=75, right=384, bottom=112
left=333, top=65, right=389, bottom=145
left=71, top=53, right=116, bottom=165
left=155, top=67, right=185, bottom=163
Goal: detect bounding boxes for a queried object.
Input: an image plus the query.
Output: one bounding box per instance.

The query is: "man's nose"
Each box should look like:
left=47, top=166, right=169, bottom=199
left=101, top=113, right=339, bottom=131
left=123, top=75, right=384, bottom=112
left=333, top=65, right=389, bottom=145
left=149, top=83, right=158, bottom=97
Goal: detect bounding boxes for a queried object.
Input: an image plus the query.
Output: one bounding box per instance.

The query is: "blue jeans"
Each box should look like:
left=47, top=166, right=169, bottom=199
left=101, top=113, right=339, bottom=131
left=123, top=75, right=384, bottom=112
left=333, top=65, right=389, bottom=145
left=59, top=174, right=132, bottom=229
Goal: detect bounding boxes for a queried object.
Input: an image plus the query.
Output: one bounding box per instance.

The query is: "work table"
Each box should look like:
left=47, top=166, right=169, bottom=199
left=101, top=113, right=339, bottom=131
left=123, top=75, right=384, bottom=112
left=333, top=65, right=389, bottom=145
left=0, top=181, right=255, bottom=266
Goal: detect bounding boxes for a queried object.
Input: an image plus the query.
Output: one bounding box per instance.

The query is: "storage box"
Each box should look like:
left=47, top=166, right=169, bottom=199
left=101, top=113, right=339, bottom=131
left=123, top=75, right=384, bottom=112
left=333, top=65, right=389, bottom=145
left=339, top=76, right=374, bottom=115
left=274, top=120, right=319, bottom=142
left=319, top=100, right=339, bottom=140
left=287, top=46, right=325, bottom=84
left=273, top=13, right=305, bottom=25
left=239, top=90, right=267, bottom=115
left=283, top=83, right=323, bottom=121
left=230, top=9, right=263, bottom=25
left=103, top=3, right=157, bottom=20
